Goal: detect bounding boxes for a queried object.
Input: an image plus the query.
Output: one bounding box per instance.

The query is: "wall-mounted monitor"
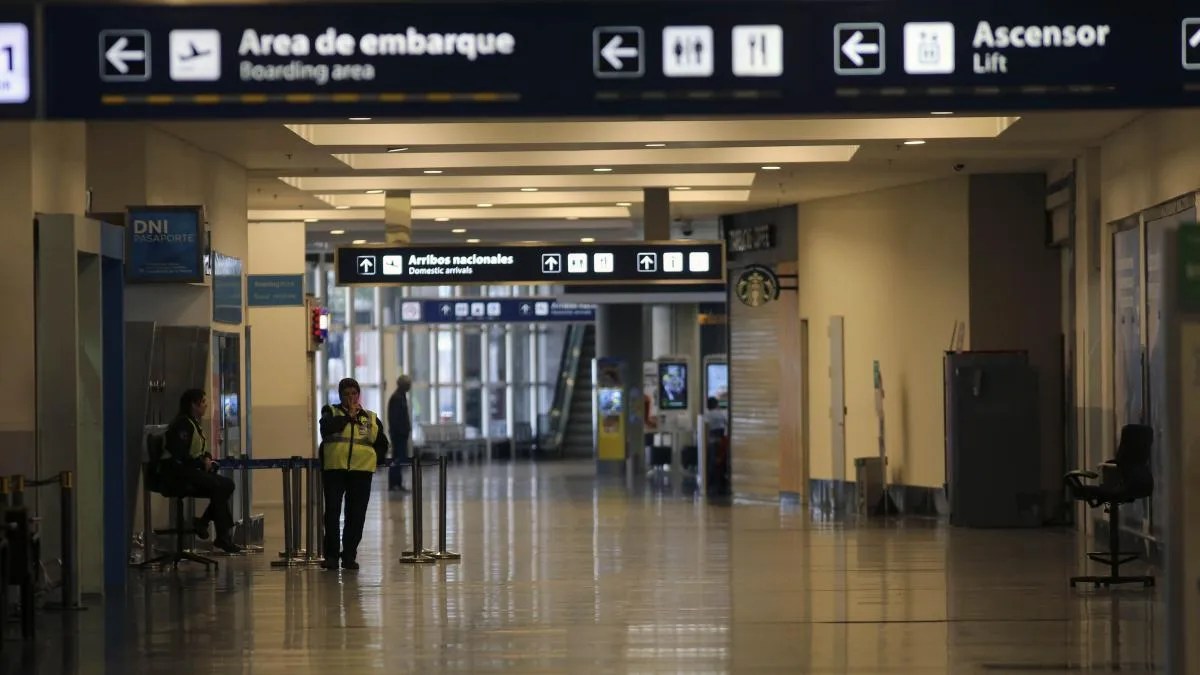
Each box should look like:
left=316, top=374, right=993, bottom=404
left=657, top=361, right=689, bottom=411
left=705, top=362, right=728, bottom=409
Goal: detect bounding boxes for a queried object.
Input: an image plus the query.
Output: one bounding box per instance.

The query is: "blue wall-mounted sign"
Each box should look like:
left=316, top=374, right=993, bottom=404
left=125, top=205, right=205, bottom=283
left=248, top=274, right=305, bottom=307
left=399, top=299, right=595, bottom=324
left=38, top=2, right=1200, bottom=120
left=212, top=251, right=243, bottom=324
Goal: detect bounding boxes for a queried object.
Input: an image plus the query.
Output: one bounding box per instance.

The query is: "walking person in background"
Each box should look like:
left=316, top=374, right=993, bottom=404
left=319, top=377, right=389, bottom=570
left=387, top=375, right=414, bottom=492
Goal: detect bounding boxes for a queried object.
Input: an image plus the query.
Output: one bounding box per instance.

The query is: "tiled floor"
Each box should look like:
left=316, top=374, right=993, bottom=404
left=3, top=461, right=1161, bottom=674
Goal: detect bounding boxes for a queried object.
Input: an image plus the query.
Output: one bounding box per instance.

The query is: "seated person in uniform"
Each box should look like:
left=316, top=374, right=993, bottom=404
left=163, top=388, right=242, bottom=553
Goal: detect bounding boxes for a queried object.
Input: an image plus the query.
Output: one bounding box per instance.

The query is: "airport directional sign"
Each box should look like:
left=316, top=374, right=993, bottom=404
left=335, top=241, right=726, bottom=287
left=31, top=1, right=1200, bottom=119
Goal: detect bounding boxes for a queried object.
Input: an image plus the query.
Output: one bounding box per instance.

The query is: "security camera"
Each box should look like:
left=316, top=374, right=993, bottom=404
left=681, top=225, right=695, bottom=237
left=953, top=163, right=966, bottom=173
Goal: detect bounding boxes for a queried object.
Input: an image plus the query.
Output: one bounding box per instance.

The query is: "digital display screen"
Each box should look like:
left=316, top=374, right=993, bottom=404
left=658, top=362, right=688, bottom=411
left=706, top=363, right=728, bottom=409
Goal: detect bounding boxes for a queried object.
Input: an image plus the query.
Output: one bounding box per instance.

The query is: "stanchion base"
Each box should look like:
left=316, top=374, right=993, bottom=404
left=402, top=549, right=436, bottom=557
left=429, top=551, right=461, bottom=561
left=269, top=558, right=309, bottom=568
left=398, top=553, right=438, bottom=564
left=239, top=545, right=266, bottom=555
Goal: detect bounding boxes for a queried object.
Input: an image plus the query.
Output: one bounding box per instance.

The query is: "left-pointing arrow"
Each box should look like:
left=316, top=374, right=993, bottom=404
left=105, top=36, right=144, bottom=74
left=841, top=30, right=879, bottom=67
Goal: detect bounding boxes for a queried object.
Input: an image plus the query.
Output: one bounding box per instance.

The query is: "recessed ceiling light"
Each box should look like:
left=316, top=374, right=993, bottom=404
left=673, top=186, right=691, bottom=190
left=466, top=238, right=480, bottom=243
left=931, top=111, right=954, bottom=115
left=904, top=140, right=926, bottom=145
left=335, top=205, right=350, bottom=210
left=451, top=228, right=467, bottom=234
left=616, top=202, right=632, bottom=206
left=761, top=165, right=782, bottom=170
left=423, top=169, right=443, bottom=174
left=520, top=187, right=539, bottom=192
left=330, top=229, right=346, bottom=235
left=386, top=147, right=409, bottom=153
left=352, top=239, right=367, bottom=244
left=645, top=143, right=667, bottom=148
left=304, top=218, right=318, bottom=223
left=593, top=167, right=612, bottom=172
left=435, top=217, right=451, bottom=222
left=366, top=189, right=383, bottom=194
left=580, top=237, right=595, bottom=243
left=348, top=117, right=372, bottom=121
left=476, top=203, right=493, bottom=208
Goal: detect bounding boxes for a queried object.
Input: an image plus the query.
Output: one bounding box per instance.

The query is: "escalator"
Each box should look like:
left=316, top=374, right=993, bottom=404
left=540, top=323, right=595, bottom=458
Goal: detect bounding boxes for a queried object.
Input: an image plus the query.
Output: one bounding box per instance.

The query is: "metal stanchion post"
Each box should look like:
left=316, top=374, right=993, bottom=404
left=314, top=465, right=325, bottom=560
left=0, top=475, right=10, bottom=508
left=430, top=456, right=460, bottom=561
left=47, top=471, right=83, bottom=611
left=400, top=459, right=435, bottom=564
left=303, top=459, right=321, bottom=565
left=291, top=457, right=304, bottom=558
left=237, top=454, right=262, bottom=553
left=270, top=459, right=296, bottom=568
left=12, top=475, right=24, bottom=508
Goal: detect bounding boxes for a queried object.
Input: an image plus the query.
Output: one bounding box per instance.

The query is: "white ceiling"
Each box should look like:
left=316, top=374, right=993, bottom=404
left=152, top=109, right=1144, bottom=248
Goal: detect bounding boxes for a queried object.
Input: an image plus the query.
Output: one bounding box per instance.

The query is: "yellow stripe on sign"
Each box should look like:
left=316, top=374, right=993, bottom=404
left=284, top=93, right=315, bottom=103
left=473, top=92, right=502, bottom=102
left=146, top=95, right=173, bottom=105
left=194, top=94, right=221, bottom=104
left=241, top=94, right=268, bottom=104
left=331, top=93, right=359, bottom=103
left=426, top=92, right=453, bottom=102
left=379, top=93, right=407, bottom=102
left=101, top=95, right=128, bottom=105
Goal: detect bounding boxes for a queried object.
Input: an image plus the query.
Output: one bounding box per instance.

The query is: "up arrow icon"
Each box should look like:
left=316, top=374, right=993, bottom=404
left=637, top=252, right=657, bottom=272
left=356, top=255, right=376, bottom=275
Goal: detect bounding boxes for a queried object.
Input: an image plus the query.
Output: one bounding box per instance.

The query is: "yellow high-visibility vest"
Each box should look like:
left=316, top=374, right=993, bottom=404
left=323, top=407, right=380, bottom=472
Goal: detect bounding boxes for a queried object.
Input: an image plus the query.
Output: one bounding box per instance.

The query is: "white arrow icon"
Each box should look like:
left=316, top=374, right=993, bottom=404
left=520, top=304, right=531, bottom=314
left=441, top=305, right=451, bottom=315
left=105, top=36, right=145, bottom=74
left=841, top=30, right=879, bottom=66
left=638, top=253, right=656, bottom=271
left=358, top=257, right=374, bottom=273
left=1190, top=28, right=1200, bottom=49
left=601, top=35, right=639, bottom=69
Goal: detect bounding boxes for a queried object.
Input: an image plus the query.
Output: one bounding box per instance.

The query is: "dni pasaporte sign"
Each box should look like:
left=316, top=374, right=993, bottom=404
left=125, top=206, right=206, bottom=283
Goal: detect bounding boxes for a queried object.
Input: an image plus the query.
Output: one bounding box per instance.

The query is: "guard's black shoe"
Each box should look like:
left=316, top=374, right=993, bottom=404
left=322, top=559, right=340, bottom=570
left=193, top=517, right=210, bottom=540
left=341, top=559, right=360, bottom=570
left=215, top=539, right=242, bottom=554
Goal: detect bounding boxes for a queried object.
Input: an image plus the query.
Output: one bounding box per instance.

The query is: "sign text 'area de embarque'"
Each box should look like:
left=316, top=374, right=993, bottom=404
left=335, top=242, right=726, bottom=287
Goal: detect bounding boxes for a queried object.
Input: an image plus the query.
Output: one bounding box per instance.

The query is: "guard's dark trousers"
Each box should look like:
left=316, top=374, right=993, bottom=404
left=167, top=467, right=236, bottom=535
left=323, top=469, right=373, bottom=563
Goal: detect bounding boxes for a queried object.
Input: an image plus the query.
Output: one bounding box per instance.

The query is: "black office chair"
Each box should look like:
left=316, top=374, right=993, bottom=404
left=138, top=435, right=218, bottom=570
left=1064, top=423, right=1154, bottom=589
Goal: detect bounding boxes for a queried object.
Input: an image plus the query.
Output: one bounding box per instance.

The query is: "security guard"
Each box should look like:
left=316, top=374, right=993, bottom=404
left=320, top=377, right=389, bottom=570
left=163, top=388, right=242, bottom=553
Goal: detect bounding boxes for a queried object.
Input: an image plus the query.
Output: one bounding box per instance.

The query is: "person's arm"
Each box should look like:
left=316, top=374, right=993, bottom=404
left=373, top=417, right=390, bottom=464
left=163, top=418, right=192, bottom=464
left=319, top=404, right=351, bottom=440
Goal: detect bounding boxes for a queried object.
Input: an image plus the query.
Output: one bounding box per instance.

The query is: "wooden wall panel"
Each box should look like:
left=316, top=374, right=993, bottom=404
left=730, top=282, right=784, bottom=501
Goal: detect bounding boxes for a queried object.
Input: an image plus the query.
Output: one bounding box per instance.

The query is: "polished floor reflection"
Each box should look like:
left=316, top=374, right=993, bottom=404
left=5, top=461, right=1160, bottom=674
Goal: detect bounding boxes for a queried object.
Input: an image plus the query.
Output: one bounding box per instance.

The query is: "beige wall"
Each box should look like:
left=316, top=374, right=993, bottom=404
left=248, top=221, right=310, bottom=505
left=798, top=177, right=970, bottom=488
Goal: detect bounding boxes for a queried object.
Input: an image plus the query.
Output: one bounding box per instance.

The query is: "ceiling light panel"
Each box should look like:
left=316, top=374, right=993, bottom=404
left=279, top=173, right=757, bottom=192
left=336, top=145, right=858, bottom=170
left=287, top=117, right=1019, bottom=146
left=316, top=189, right=751, bottom=208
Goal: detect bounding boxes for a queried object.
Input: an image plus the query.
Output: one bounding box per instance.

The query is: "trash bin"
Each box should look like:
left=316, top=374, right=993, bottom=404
left=854, top=457, right=885, bottom=515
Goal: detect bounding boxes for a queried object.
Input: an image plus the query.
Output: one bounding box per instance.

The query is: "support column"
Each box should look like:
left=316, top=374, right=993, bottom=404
left=384, top=190, right=412, bottom=244
left=643, top=187, right=670, bottom=240
left=594, top=304, right=645, bottom=473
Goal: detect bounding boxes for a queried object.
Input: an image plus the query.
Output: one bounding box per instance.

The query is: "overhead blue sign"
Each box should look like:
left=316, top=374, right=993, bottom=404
left=248, top=274, right=305, bottom=307
left=37, top=2, right=1200, bottom=119
left=125, top=206, right=205, bottom=283
left=399, top=299, right=595, bottom=324
left=212, top=252, right=243, bottom=324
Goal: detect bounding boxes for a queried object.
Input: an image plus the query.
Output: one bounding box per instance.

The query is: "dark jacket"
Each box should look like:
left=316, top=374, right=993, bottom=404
left=387, top=390, right=412, bottom=460
left=319, top=404, right=389, bottom=469
left=163, top=413, right=208, bottom=471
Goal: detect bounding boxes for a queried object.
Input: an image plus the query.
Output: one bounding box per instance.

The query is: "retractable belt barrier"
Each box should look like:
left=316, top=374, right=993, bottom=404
left=0, top=470, right=85, bottom=642
left=400, top=456, right=460, bottom=565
